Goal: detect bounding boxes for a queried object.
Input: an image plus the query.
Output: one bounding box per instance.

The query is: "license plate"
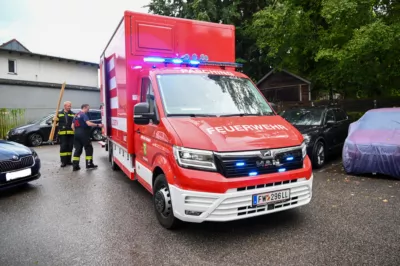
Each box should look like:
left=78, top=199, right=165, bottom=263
left=252, top=189, right=290, bottom=206
left=6, top=168, right=32, bottom=181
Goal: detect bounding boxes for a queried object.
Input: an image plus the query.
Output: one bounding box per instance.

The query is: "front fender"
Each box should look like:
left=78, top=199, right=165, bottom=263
left=152, top=153, right=177, bottom=186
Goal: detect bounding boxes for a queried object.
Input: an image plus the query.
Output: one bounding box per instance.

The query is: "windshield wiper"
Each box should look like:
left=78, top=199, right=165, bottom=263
left=219, top=113, right=273, bottom=117
left=167, top=114, right=217, bottom=117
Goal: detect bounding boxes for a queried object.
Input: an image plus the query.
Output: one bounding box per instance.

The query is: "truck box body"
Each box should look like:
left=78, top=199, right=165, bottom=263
left=100, top=12, right=236, bottom=155
left=100, top=11, right=313, bottom=229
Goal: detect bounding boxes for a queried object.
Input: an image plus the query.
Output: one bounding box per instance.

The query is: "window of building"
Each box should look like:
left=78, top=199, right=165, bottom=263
left=8, top=59, right=17, bottom=74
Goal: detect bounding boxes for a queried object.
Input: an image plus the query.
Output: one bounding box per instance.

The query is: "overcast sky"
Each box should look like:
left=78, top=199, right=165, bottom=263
left=0, top=0, right=149, bottom=63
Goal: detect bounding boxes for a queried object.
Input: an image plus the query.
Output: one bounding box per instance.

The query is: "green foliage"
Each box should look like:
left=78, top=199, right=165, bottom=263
left=249, top=0, right=400, bottom=98
left=145, top=0, right=400, bottom=98
left=0, top=108, right=26, bottom=140
left=144, top=0, right=273, bottom=81
left=347, top=111, right=365, bottom=121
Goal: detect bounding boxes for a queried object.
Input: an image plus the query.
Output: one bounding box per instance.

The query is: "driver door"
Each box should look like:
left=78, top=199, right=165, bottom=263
left=323, top=109, right=338, bottom=152
left=134, top=76, right=158, bottom=187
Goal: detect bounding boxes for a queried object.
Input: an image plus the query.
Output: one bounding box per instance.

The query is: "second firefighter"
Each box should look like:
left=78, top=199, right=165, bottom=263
left=71, top=104, right=103, bottom=171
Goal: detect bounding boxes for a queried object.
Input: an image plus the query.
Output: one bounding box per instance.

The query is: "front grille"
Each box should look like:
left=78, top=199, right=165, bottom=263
left=0, top=156, right=34, bottom=173
left=215, top=148, right=303, bottom=178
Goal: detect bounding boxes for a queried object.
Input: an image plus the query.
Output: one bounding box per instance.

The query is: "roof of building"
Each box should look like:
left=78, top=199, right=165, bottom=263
left=0, top=39, right=99, bottom=67
left=257, top=68, right=311, bottom=86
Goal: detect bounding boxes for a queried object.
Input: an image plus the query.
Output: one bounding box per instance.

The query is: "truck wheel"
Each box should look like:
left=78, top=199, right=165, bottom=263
left=312, top=140, right=325, bottom=169
left=109, top=143, right=119, bottom=171
left=153, top=174, right=182, bottom=230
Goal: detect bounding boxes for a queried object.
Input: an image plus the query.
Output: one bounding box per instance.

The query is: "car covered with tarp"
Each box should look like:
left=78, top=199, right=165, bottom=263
left=342, top=108, right=400, bottom=178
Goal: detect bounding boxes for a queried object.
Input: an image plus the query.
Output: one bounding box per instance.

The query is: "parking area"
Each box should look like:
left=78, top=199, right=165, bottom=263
left=1, top=144, right=399, bottom=266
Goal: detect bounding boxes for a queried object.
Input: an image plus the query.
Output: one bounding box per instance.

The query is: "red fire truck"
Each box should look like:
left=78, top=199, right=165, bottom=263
left=99, top=11, right=313, bottom=229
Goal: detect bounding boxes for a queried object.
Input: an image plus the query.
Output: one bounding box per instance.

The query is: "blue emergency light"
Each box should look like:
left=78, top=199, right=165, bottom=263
left=143, top=53, right=243, bottom=68
left=236, top=162, right=245, bottom=167
left=286, top=156, right=294, bottom=161
left=249, top=171, right=258, bottom=176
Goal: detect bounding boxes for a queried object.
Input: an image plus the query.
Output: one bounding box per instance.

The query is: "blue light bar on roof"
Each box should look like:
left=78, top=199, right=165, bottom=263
left=142, top=54, right=243, bottom=68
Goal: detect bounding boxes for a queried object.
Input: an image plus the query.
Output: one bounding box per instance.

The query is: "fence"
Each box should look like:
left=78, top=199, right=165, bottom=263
left=274, top=97, right=400, bottom=113
left=0, top=108, right=26, bottom=140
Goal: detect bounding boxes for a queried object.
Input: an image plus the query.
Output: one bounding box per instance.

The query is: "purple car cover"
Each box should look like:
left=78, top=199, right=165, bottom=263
left=342, top=108, right=400, bottom=179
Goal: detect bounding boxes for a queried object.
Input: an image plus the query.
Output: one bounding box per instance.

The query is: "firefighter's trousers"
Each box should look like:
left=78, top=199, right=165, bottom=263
left=59, top=130, right=74, bottom=164
left=72, top=130, right=93, bottom=166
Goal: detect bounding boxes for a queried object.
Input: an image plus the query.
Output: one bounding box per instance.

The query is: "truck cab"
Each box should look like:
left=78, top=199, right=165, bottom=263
left=100, top=11, right=313, bottom=229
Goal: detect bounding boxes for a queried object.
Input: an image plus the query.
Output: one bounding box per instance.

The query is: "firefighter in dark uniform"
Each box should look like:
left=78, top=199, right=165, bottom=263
left=58, top=101, right=75, bottom=167
left=71, top=104, right=103, bottom=171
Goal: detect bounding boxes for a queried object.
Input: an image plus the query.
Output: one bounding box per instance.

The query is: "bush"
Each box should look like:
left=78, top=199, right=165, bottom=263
left=347, top=111, right=364, bottom=122
left=0, top=108, right=26, bottom=140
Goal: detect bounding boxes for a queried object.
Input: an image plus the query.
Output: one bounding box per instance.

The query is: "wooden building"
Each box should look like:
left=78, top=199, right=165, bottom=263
left=257, top=69, right=312, bottom=104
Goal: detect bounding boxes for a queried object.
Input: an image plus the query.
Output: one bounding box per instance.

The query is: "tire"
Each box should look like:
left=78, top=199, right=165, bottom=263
left=312, top=140, right=326, bottom=169
left=153, top=174, right=182, bottom=230
left=109, top=143, right=119, bottom=171
left=28, top=133, right=43, bottom=147
left=92, top=128, right=103, bottom=141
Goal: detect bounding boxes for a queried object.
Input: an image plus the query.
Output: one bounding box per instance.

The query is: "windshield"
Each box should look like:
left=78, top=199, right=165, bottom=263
left=358, top=111, right=400, bottom=130
left=281, top=109, right=324, bottom=126
left=29, top=114, right=54, bottom=124
left=156, top=74, right=274, bottom=116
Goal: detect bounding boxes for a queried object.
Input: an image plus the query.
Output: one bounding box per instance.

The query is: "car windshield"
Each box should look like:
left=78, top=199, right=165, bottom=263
left=358, top=111, right=400, bottom=130
left=156, top=74, right=274, bottom=116
left=281, top=109, right=324, bottom=126
left=29, top=114, right=54, bottom=124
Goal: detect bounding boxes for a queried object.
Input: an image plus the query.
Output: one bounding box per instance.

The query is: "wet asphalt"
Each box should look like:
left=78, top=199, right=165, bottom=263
left=1, top=144, right=399, bottom=266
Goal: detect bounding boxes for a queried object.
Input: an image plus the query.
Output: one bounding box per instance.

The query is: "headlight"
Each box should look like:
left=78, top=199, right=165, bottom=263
left=301, top=141, right=307, bottom=158
left=14, top=129, right=25, bottom=134
left=173, top=146, right=216, bottom=171
left=302, top=134, right=311, bottom=145
left=31, top=149, right=39, bottom=159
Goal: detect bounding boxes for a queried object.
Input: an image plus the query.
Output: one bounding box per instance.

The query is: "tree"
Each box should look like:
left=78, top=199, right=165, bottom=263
left=249, top=0, right=400, bottom=98
left=144, top=0, right=274, bottom=81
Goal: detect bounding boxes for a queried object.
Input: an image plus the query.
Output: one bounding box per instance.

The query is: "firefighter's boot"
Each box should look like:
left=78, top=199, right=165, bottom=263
left=72, top=161, right=81, bottom=171
left=86, top=159, right=98, bottom=170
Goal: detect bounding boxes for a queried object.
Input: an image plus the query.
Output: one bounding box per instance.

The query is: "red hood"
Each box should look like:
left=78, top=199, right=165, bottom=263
left=166, top=116, right=303, bottom=151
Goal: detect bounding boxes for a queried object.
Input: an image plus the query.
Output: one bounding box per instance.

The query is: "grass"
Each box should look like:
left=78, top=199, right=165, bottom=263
left=0, top=108, right=26, bottom=140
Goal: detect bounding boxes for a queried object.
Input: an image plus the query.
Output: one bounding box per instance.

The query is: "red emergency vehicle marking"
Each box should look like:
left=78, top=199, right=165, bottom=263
left=140, top=135, right=151, bottom=143
left=110, top=117, right=127, bottom=132
left=179, top=68, right=234, bottom=76
left=206, top=124, right=289, bottom=135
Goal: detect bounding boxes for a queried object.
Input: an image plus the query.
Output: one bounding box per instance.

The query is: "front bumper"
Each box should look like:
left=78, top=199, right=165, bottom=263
left=0, top=157, right=41, bottom=189
left=169, top=173, right=313, bottom=223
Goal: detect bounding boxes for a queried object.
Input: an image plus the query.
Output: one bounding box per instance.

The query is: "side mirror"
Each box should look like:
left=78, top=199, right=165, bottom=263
left=134, top=102, right=154, bottom=125
left=46, top=120, right=52, bottom=125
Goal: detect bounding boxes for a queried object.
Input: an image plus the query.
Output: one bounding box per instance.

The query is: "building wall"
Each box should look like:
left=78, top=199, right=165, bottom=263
left=0, top=84, right=100, bottom=122
left=0, top=51, right=98, bottom=87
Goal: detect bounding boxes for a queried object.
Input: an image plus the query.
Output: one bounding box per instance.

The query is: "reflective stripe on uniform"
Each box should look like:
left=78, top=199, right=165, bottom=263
left=66, top=152, right=72, bottom=156
left=85, top=156, right=92, bottom=160
left=58, top=131, right=66, bottom=135
left=72, top=157, right=80, bottom=161
left=68, top=114, right=75, bottom=117
left=60, top=152, right=68, bottom=156
left=66, top=130, right=74, bottom=135
left=58, top=114, right=65, bottom=117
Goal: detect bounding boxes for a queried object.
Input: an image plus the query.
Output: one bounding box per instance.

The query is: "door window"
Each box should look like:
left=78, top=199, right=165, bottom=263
left=325, top=110, right=335, bottom=124
left=89, top=111, right=101, bottom=120
left=333, top=109, right=347, bottom=121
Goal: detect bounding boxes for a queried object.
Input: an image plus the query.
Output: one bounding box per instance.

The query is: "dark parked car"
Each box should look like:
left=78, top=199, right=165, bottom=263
left=0, top=140, right=41, bottom=189
left=6, top=109, right=103, bottom=147
left=280, top=106, right=351, bottom=168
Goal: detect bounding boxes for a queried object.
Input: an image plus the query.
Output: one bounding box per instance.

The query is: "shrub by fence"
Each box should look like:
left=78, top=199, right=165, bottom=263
left=0, top=108, right=26, bottom=140
left=274, top=97, right=400, bottom=119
